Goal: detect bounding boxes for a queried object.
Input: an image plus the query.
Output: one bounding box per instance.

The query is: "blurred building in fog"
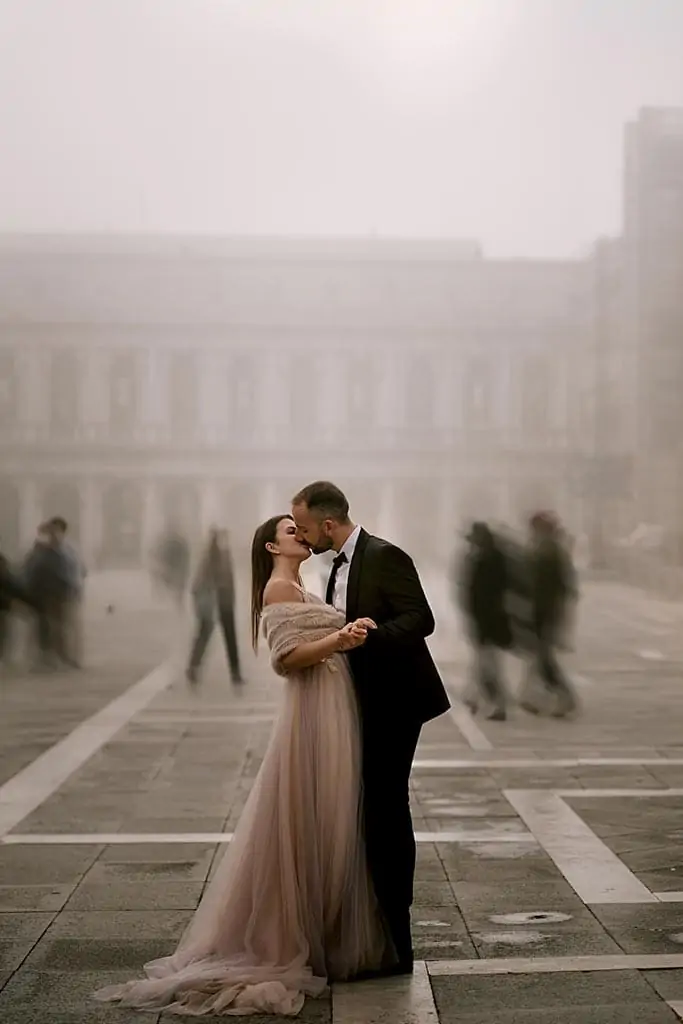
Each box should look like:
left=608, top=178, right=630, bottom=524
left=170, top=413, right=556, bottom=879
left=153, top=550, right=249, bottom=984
left=0, top=236, right=596, bottom=568
left=624, top=108, right=683, bottom=565
left=0, top=105, right=681, bottom=579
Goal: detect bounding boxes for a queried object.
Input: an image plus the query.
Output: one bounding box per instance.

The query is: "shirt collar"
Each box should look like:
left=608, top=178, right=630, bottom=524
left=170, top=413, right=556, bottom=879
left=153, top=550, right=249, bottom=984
left=338, top=524, right=362, bottom=563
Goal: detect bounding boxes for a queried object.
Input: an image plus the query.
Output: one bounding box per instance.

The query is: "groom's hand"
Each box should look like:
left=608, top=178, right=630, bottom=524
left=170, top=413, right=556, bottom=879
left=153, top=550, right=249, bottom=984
left=352, top=617, right=377, bottom=631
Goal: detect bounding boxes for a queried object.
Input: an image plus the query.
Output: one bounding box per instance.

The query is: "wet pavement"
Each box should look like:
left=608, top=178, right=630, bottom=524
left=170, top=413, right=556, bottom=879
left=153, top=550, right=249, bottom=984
left=2, top=575, right=683, bottom=1021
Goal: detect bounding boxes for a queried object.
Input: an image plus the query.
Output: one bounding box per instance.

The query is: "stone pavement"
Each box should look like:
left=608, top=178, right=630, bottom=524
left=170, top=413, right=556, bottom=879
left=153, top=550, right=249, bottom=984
left=3, top=576, right=683, bottom=1021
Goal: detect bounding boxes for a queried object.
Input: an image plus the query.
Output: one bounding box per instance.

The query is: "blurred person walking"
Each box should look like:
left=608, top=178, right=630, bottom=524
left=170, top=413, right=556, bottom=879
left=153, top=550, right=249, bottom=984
left=22, top=523, right=67, bottom=670
left=48, top=516, right=86, bottom=668
left=186, top=528, right=244, bottom=686
left=520, top=511, right=579, bottom=718
left=458, top=522, right=512, bottom=721
left=0, top=540, right=35, bottom=671
left=153, top=526, right=191, bottom=609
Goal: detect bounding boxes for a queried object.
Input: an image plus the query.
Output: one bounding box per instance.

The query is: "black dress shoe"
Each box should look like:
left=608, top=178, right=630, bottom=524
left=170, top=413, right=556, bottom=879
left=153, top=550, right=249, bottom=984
left=486, top=707, right=506, bottom=721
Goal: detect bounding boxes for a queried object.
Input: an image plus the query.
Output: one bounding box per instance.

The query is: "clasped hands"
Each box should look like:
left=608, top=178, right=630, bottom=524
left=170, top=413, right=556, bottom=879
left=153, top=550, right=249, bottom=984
left=335, top=617, right=377, bottom=651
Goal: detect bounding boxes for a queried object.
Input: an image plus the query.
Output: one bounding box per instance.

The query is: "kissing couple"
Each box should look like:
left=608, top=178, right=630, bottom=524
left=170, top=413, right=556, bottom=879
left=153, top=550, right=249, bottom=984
left=95, top=481, right=450, bottom=1016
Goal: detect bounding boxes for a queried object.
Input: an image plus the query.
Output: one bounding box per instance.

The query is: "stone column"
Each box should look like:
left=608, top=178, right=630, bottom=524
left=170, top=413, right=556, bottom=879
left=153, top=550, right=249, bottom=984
left=18, top=347, right=48, bottom=431
left=141, top=479, right=162, bottom=565
left=140, top=349, right=168, bottom=438
left=80, top=348, right=109, bottom=436
left=18, top=479, right=40, bottom=550
left=79, top=479, right=102, bottom=568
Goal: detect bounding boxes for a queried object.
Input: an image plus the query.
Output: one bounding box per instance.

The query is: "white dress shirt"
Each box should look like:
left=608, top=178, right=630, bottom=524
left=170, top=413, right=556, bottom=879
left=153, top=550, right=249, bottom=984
left=329, top=524, right=362, bottom=616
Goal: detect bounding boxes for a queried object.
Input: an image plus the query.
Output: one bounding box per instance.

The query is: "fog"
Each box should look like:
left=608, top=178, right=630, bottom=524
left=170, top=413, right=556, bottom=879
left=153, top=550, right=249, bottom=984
left=1, top=0, right=683, bottom=606
left=1, top=0, right=683, bottom=255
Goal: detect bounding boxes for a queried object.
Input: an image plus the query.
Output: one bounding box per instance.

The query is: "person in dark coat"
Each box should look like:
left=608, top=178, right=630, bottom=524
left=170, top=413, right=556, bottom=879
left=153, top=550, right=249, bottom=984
left=292, top=481, right=450, bottom=978
left=521, top=511, right=579, bottom=718
left=459, top=521, right=512, bottom=720
left=186, top=527, right=244, bottom=686
left=1, top=543, right=35, bottom=668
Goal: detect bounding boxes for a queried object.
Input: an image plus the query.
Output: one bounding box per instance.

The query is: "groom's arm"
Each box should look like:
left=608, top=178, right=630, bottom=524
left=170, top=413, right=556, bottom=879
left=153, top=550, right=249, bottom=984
left=365, top=544, right=435, bottom=649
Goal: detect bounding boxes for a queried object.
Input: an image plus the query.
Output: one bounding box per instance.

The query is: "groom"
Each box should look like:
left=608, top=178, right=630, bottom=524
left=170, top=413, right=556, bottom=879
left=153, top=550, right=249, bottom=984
left=292, top=481, right=450, bottom=976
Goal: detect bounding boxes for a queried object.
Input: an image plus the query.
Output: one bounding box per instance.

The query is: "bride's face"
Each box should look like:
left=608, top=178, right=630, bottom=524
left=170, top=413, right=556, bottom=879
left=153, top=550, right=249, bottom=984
left=271, top=517, right=311, bottom=563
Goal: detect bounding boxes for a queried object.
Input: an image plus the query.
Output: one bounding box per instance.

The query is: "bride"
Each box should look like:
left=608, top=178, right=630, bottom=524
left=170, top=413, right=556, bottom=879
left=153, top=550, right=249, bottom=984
left=94, top=514, right=395, bottom=1016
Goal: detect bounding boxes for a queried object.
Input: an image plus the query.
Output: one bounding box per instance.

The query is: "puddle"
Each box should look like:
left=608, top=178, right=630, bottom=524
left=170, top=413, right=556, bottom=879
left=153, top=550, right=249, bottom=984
left=490, top=911, right=572, bottom=925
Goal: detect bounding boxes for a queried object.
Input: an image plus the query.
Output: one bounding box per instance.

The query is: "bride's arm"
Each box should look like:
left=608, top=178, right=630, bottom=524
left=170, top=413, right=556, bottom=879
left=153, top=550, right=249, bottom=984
left=263, top=580, right=363, bottom=671
left=281, top=632, right=346, bottom=671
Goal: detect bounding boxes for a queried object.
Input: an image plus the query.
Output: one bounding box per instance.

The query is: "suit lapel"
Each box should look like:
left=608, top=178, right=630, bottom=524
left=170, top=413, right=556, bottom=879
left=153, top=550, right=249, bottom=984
left=345, top=527, right=369, bottom=622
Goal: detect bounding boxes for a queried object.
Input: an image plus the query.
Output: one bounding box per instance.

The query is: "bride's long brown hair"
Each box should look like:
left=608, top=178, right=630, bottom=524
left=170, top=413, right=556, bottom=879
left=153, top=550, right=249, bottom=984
left=250, top=514, right=292, bottom=651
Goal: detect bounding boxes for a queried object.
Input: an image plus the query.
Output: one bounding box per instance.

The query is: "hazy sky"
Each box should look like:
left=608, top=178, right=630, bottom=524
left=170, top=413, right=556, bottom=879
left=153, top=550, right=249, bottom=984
left=1, top=0, right=682, bottom=257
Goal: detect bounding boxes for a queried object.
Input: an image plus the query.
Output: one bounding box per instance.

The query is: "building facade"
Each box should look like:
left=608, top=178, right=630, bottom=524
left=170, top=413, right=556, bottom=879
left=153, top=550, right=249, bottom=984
left=0, top=235, right=598, bottom=569
left=623, top=107, right=683, bottom=564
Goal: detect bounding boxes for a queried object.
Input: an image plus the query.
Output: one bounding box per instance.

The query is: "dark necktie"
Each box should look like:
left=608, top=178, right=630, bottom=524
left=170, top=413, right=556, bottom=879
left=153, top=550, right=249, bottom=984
left=325, top=552, right=347, bottom=605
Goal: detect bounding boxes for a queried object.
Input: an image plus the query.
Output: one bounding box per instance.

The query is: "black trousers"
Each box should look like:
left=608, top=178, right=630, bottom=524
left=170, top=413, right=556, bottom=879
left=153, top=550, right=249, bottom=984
left=188, top=604, right=241, bottom=681
left=474, top=641, right=507, bottom=708
left=361, top=712, right=422, bottom=966
left=0, top=610, right=8, bottom=663
left=535, top=638, right=575, bottom=703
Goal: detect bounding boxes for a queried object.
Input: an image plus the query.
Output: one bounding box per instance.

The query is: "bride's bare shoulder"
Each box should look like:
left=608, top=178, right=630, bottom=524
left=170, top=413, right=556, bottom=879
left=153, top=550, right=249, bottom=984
left=263, top=579, right=304, bottom=606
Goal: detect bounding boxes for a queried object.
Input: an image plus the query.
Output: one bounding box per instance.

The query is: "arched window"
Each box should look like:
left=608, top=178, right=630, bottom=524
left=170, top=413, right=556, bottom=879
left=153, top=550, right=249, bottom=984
left=49, top=349, right=79, bottom=435
left=109, top=351, right=139, bottom=434
left=41, top=481, right=81, bottom=545
left=404, top=358, right=434, bottom=427
left=101, top=482, right=143, bottom=565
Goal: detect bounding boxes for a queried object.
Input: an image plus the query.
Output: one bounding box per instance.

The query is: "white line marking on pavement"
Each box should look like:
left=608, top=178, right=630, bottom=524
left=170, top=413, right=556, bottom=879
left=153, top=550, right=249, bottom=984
left=414, top=758, right=683, bottom=770
left=1, top=830, right=538, bottom=846
left=655, top=893, right=683, bottom=903
left=504, top=790, right=657, bottom=904
left=556, top=789, right=683, bottom=798
left=0, top=660, right=175, bottom=839
left=333, top=959, right=437, bottom=1024
left=428, top=953, right=683, bottom=977
left=448, top=703, right=493, bottom=751
left=669, top=1001, right=683, bottom=1020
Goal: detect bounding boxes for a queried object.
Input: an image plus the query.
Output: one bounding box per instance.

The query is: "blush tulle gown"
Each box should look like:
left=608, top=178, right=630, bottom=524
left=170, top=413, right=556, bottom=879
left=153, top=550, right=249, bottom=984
left=94, top=594, right=392, bottom=1016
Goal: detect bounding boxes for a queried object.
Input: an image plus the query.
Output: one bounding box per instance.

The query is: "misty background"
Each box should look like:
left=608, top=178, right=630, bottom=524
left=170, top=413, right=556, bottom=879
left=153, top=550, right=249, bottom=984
left=1, top=0, right=682, bottom=256
left=1, top=0, right=683, bottom=615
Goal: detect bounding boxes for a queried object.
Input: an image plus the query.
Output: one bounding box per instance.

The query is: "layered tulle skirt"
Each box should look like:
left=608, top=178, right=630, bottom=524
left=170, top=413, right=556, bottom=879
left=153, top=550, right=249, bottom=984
left=94, top=648, right=390, bottom=1016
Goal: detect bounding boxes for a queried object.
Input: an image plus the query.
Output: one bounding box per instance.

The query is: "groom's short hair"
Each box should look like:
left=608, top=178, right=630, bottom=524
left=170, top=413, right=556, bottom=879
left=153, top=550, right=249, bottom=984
left=292, top=481, right=350, bottom=523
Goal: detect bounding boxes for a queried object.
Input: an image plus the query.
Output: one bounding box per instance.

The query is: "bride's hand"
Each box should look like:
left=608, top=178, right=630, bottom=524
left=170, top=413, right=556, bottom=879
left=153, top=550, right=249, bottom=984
left=336, top=623, right=368, bottom=651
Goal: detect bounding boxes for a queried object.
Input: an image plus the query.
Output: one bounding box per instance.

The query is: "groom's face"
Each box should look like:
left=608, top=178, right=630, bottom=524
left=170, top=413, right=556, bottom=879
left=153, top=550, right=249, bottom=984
left=291, top=503, right=334, bottom=555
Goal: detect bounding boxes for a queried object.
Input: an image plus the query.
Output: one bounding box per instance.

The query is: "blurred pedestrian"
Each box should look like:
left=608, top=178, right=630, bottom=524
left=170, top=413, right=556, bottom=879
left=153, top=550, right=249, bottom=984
left=153, top=526, right=190, bottom=609
left=186, top=527, right=244, bottom=686
left=1, top=540, right=35, bottom=670
left=48, top=516, right=86, bottom=668
left=22, top=522, right=71, bottom=670
left=520, top=511, right=579, bottom=718
left=457, top=521, right=512, bottom=721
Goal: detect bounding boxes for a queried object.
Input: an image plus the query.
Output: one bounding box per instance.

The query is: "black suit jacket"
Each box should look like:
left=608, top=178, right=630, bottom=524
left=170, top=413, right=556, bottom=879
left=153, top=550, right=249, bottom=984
left=343, top=529, right=450, bottom=727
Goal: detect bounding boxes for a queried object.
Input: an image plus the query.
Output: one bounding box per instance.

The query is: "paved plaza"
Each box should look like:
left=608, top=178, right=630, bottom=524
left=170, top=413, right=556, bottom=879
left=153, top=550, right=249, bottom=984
left=3, top=574, right=683, bottom=1022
